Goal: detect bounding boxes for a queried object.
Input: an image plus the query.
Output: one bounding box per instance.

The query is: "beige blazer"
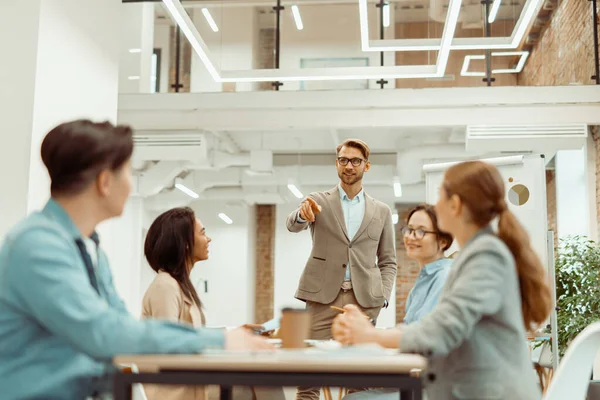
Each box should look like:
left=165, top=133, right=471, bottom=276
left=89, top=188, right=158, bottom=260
left=141, top=271, right=206, bottom=400
left=286, top=186, right=397, bottom=308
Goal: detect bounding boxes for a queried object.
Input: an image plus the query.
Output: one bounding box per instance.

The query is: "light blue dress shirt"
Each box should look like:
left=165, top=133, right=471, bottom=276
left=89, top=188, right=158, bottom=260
left=0, top=199, right=224, bottom=399
left=404, top=258, right=452, bottom=324
left=338, top=185, right=365, bottom=281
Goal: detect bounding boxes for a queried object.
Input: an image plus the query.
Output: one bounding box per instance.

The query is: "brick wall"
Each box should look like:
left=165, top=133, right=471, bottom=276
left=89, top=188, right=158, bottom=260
left=518, top=0, right=599, bottom=85
left=254, top=205, right=276, bottom=323
left=395, top=204, right=420, bottom=322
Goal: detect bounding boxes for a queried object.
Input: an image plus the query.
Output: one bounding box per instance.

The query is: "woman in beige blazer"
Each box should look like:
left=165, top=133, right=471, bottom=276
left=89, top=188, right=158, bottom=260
left=141, top=207, right=213, bottom=400
left=142, top=207, right=284, bottom=400
left=333, top=161, right=553, bottom=400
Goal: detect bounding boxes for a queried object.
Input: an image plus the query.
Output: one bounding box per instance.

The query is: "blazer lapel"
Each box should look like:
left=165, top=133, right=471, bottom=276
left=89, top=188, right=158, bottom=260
left=353, top=194, right=375, bottom=241
left=326, top=186, right=349, bottom=241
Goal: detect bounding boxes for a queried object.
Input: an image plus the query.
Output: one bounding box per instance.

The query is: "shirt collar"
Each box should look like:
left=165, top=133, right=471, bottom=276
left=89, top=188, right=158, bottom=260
left=338, top=185, right=364, bottom=202
left=42, top=198, right=100, bottom=244
left=422, top=258, right=452, bottom=276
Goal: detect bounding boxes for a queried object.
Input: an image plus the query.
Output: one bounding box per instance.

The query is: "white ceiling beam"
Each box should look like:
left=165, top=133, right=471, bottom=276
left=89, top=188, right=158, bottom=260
left=330, top=129, right=341, bottom=147
left=138, top=161, right=187, bottom=197
left=211, top=131, right=241, bottom=154
left=121, top=105, right=600, bottom=131
left=119, top=86, right=600, bottom=112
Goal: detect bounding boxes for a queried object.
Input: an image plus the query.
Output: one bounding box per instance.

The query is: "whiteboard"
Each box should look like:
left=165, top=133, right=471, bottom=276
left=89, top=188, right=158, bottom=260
left=424, top=154, right=548, bottom=268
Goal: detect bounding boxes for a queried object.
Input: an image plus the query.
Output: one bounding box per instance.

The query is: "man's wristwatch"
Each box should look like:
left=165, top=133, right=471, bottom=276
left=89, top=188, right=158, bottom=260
left=383, top=299, right=389, bottom=308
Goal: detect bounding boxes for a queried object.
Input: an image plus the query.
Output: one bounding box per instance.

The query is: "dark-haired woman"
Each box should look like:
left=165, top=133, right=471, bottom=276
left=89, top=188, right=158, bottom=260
left=142, top=207, right=284, bottom=400
left=401, top=203, right=453, bottom=325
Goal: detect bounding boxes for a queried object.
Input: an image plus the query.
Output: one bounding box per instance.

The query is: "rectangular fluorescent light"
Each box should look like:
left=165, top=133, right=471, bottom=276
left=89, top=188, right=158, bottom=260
left=202, top=8, right=219, bottom=32
left=162, top=0, right=220, bottom=81
left=129, top=48, right=142, bottom=53
left=175, top=179, right=199, bottom=199
left=382, top=3, right=390, bottom=28
left=358, top=0, right=370, bottom=51
left=291, top=5, right=303, bottom=30
left=511, top=0, right=542, bottom=47
left=393, top=182, right=403, bottom=198
left=128, top=76, right=140, bottom=80
left=218, top=213, right=233, bottom=225
left=392, top=212, right=399, bottom=225
left=287, top=183, right=304, bottom=199
left=488, top=0, right=502, bottom=23
left=460, top=55, right=486, bottom=77
left=436, top=0, right=462, bottom=76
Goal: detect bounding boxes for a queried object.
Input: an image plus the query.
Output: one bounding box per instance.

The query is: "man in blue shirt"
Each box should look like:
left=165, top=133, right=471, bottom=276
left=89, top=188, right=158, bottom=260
left=0, top=120, right=270, bottom=399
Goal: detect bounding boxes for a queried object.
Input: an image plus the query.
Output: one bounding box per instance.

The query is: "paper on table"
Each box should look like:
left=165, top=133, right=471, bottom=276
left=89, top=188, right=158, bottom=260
left=262, top=317, right=280, bottom=332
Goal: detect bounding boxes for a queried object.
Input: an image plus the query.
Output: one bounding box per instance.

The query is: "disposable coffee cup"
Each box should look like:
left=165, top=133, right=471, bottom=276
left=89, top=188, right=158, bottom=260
left=280, top=308, right=311, bottom=349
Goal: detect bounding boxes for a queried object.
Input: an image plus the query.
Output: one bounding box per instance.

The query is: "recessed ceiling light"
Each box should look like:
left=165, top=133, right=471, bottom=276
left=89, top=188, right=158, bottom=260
left=129, top=48, right=142, bottom=53
left=128, top=76, right=140, bottom=80
left=291, top=5, right=303, bottom=30
left=175, top=178, right=199, bottom=199
left=218, top=213, right=233, bottom=224
left=202, top=8, right=219, bottom=32
left=287, top=183, right=304, bottom=199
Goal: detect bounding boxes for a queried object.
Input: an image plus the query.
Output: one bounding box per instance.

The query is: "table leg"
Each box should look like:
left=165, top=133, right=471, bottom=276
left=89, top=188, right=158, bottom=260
left=221, top=385, right=233, bottom=400
left=113, top=373, right=132, bottom=400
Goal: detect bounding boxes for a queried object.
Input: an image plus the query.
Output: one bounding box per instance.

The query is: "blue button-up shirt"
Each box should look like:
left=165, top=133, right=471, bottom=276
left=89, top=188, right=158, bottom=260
left=339, top=185, right=365, bottom=281
left=404, top=258, right=452, bottom=324
left=0, top=199, right=224, bottom=399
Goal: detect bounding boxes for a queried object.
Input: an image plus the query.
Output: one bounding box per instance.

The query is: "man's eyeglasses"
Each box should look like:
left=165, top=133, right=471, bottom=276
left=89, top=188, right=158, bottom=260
left=401, top=226, right=437, bottom=240
left=337, top=157, right=367, bottom=167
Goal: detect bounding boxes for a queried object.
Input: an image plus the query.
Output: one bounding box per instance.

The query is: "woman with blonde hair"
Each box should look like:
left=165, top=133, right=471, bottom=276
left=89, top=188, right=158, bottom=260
left=333, top=160, right=552, bottom=400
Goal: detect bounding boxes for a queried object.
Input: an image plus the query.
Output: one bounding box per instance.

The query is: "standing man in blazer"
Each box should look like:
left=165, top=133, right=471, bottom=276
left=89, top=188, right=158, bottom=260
left=287, top=139, right=397, bottom=400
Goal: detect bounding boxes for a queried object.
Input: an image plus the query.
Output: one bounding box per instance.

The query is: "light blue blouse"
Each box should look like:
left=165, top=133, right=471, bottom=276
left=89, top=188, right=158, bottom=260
left=404, top=258, right=452, bottom=324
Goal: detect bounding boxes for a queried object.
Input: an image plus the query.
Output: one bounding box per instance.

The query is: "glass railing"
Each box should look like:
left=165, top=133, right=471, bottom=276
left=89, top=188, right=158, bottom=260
left=118, top=0, right=599, bottom=93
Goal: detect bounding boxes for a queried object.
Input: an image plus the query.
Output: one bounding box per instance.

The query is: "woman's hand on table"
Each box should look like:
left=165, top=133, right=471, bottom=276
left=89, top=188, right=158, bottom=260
left=332, top=304, right=377, bottom=345
left=225, top=327, right=275, bottom=351
left=241, top=323, right=275, bottom=337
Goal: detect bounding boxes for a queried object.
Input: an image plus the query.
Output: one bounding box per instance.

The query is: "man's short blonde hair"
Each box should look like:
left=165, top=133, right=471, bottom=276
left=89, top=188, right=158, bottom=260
left=336, top=139, right=370, bottom=160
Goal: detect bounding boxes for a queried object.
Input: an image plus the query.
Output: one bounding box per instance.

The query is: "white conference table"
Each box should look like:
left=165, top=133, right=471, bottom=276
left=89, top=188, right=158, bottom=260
left=113, top=346, right=427, bottom=400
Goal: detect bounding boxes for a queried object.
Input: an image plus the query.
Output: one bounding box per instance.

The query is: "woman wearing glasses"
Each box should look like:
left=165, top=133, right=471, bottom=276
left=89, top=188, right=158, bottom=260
left=334, top=161, right=552, bottom=400
left=401, top=204, right=453, bottom=324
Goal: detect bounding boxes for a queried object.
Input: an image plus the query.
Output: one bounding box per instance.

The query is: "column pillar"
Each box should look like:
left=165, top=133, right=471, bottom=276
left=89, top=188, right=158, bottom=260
left=255, top=204, right=276, bottom=323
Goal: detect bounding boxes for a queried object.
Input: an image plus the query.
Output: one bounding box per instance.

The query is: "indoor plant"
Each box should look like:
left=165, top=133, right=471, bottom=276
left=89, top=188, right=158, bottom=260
left=554, top=236, right=600, bottom=356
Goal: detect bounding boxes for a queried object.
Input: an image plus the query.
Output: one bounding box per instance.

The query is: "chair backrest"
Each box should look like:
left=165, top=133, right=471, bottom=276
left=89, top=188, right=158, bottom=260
left=544, top=322, right=600, bottom=400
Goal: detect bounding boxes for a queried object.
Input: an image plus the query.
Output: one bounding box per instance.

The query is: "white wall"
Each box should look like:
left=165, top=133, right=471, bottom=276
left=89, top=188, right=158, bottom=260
left=0, top=0, right=120, bottom=239
left=0, top=0, right=41, bottom=240
left=99, top=196, right=145, bottom=315
left=26, top=0, right=122, bottom=214
left=119, top=3, right=155, bottom=93
left=556, top=148, right=589, bottom=239
left=189, top=201, right=254, bottom=327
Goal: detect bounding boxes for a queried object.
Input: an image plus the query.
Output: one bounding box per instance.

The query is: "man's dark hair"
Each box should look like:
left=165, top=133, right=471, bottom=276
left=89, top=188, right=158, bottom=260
left=41, top=119, right=134, bottom=196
